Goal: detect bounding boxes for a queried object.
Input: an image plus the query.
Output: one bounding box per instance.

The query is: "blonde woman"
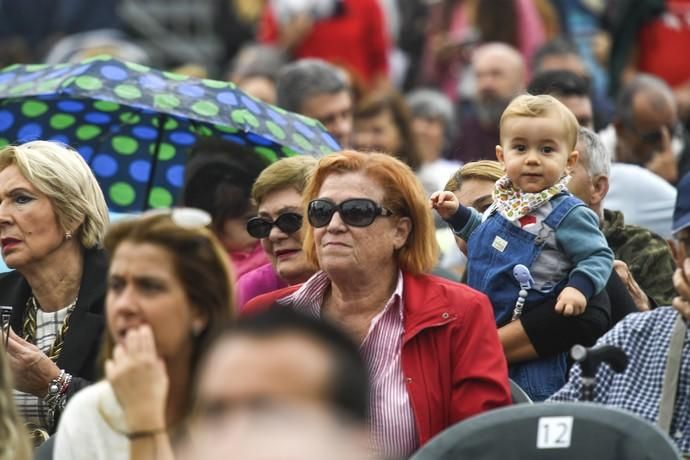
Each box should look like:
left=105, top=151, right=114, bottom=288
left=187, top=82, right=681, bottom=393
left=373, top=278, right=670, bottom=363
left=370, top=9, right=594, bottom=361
left=0, top=141, right=109, bottom=435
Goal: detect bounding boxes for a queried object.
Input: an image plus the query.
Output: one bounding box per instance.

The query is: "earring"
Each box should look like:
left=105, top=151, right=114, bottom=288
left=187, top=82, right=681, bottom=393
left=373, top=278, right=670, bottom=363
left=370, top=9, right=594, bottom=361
left=64, top=231, right=72, bottom=240
left=191, top=323, right=204, bottom=338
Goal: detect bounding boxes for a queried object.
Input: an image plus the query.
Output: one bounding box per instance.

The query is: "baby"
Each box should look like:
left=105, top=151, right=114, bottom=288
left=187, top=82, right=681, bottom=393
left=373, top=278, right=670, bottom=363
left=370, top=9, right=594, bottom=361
left=431, top=94, right=613, bottom=400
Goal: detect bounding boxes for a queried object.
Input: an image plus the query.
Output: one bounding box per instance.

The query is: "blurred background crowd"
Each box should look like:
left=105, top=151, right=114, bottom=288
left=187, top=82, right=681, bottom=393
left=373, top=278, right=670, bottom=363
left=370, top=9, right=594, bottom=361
left=2, top=1, right=690, bottom=459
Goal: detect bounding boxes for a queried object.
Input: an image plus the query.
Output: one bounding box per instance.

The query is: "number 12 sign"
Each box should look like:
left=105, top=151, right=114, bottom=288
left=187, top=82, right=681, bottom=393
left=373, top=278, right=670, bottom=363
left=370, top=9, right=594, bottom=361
left=537, top=416, right=574, bottom=449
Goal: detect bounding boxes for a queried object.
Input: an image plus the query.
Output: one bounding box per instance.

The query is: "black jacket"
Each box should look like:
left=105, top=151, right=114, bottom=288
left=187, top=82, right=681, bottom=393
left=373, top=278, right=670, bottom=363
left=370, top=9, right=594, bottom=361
left=0, top=248, right=107, bottom=381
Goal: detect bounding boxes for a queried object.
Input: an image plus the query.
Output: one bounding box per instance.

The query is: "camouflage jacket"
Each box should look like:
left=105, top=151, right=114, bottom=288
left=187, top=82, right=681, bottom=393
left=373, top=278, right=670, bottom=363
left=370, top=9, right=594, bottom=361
left=601, top=209, right=676, bottom=306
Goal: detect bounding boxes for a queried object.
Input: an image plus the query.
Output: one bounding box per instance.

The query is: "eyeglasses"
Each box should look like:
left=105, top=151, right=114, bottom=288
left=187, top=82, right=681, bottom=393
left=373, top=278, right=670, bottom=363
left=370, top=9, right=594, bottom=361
left=307, top=198, right=394, bottom=228
left=246, top=213, right=303, bottom=239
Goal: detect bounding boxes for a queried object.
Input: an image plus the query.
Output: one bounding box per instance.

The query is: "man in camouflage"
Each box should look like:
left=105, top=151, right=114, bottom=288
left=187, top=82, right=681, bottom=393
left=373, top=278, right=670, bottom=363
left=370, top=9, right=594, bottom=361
left=569, top=127, right=676, bottom=310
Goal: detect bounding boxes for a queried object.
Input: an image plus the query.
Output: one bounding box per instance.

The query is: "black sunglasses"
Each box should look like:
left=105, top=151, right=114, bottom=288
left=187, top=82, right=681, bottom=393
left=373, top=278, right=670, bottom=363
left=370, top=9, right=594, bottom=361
left=246, top=213, right=303, bottom=239
left=307, top=198, right=394, bottom=228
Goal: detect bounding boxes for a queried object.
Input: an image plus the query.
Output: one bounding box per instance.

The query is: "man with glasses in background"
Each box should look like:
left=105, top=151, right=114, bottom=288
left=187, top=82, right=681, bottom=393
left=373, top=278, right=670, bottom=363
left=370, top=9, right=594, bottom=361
left=599, top=74, right=683, bottom=239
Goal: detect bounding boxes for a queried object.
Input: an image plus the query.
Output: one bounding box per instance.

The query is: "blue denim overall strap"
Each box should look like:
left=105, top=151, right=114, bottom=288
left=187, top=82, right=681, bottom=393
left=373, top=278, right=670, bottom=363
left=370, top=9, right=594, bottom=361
left=466, top=193, right=583, bottom=325
left=466, top=194, right=584, bottom=402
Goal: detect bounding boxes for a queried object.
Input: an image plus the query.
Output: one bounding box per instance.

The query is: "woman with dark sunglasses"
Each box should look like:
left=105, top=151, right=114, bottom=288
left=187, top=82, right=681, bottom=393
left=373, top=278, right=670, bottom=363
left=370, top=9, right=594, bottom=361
left=244, top=150, right=511, bottom=459
left=236, top=156, right=318, bottom=308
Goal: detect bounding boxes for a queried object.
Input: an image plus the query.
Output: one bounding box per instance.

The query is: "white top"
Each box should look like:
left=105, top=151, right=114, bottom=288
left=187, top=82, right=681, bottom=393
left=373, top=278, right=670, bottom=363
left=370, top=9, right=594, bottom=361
left=416, top=159, right=462, bottom=197
left=604, top=163, right=677, bottom=239
left=54, top=381, right=130, bottom=460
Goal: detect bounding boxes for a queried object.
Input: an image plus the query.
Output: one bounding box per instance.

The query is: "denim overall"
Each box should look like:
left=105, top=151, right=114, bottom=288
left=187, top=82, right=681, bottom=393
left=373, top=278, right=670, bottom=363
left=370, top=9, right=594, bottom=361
left=467, top=194, right=583, bottom=401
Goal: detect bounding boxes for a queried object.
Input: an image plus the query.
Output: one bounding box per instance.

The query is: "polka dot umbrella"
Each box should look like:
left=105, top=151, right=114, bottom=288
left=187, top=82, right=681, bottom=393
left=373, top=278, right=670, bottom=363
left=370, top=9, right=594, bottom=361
left=0, top=55, right=340, bottom=212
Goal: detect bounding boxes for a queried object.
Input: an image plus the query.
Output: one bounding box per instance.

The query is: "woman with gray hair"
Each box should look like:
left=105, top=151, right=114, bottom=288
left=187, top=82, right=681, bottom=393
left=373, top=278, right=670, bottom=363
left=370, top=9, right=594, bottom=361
left=406, top=88, right=461, bottom=196
left=0, top=141, right=109, bottom=438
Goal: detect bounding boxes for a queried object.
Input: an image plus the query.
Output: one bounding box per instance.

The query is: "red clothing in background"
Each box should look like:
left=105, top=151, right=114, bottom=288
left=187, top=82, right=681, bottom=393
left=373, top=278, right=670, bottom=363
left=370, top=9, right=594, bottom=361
left=259, top=0, right=389, bottom=88
left=243, top=271, right=511, bottom=448
left=637, top=0, right=690, bottom=86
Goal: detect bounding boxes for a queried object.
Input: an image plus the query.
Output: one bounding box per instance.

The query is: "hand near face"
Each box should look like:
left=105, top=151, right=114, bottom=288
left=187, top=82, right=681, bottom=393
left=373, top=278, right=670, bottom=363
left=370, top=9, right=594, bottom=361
left=613, top=260, right=650, bottom=312
left=5, top=327, right=60, bottom=397
left=645, top=127, right=678, bottom=183
left=430, top=191, right=460, bottom=220
left=672, top=258, right=690, bottom=321
left=105, top=325, right=168, bottom=431
left=555, top=286, right=587, bottom=316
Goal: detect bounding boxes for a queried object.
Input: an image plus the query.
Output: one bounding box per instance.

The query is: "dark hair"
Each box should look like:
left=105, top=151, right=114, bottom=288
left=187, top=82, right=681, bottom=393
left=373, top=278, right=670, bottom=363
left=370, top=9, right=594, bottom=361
left=532, top=38, right=581, bottom=71
left=211, top=306, right=369, bottom=422
left=355, top=88, right=423, bottom=170
left=475, top=0, right=518, bottom=48
left=181, top=138, right=269, bottom=231
left=103, top=213, right=234, bottom=416
left=276, top=59, right=350, bottom=113
left=527, top=70, right=591, bottom=98
left=615, top=74, right=675, bottom=127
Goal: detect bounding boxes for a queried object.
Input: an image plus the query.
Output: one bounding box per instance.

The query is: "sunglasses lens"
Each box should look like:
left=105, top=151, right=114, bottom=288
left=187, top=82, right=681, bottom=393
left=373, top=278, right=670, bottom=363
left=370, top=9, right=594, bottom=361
left=341, top=199, right=377, bottom=226
left=246, top=218, right=272, bottom=238
left=275, top=213, right=303, bottom=234
left=308, top=200, right=336, bottom=228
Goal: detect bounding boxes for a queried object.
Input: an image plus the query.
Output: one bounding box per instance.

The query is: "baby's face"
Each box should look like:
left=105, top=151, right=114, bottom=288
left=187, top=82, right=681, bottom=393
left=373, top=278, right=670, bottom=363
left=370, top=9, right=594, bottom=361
left=496, top=115, right=577, bottom=193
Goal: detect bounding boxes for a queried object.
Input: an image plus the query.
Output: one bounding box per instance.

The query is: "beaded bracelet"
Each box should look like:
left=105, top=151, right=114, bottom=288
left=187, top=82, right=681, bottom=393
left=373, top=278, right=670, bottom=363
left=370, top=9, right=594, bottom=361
left=44, top=370, right=72, bottom=426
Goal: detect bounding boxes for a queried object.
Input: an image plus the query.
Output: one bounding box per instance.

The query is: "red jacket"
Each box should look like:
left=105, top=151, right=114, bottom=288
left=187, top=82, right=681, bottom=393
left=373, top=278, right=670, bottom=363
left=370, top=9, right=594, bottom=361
left=243, top=271, right=511, bottom=447
left=258, top=0, right=389, bottom=88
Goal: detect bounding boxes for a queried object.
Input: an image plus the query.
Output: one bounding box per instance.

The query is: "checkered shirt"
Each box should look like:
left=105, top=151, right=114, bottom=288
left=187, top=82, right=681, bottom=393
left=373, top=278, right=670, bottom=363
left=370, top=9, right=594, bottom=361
left=14, top=306, right=72, bottom=430
left=549, top=307, right=690, bottom=454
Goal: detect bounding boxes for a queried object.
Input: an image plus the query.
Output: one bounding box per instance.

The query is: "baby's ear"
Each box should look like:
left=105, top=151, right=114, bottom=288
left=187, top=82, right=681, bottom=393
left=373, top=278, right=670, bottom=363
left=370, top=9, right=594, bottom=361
left=566, top=149, right=579, bottom=173
left=495, top=145, right=505, bottom=165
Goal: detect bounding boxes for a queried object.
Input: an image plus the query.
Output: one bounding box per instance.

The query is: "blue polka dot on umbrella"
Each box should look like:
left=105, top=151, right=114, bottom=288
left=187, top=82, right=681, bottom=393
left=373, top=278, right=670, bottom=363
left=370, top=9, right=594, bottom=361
left=293, top=120, right=316, bottom=139
left=85, top=112, right=112, bottom=124
left=57, top=100, right=86, bottom=113
left=139, top=74, right=167, bottom=91
left=129, top=160, right=151, bottom=183
left=177, top=84, right=205, bottom=98
left=246, top=132, right=273, bottom=146
left=222, top=134, right=247, bottom=145
left=0, top=72, right=16, bottom=84
left=322, top=132, right=340, bottom=150
left=241, top=95, right=262, bottom=115
left=169, top=131, right=196, bottom=145
left=78, top=145, right=94, bottom=162
left=166, top=165, right=184, bottom=187
left=266, top=109, right=287, bottom=126
left=216, top=91, right=238, bottom=106
left=17, top=123, right=43, bottom=141
left=100, top=65, right=128, bottom=81
left=132, top=126, right=158, bottom=140
left=0, top=110, right=15, bottom=131
left=92, top=154, right=119, bottom=177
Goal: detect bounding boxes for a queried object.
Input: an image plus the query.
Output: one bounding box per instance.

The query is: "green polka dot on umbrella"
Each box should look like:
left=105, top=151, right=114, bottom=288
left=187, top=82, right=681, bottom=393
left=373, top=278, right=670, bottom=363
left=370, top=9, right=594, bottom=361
left=0, top=55, right=340, bottom=213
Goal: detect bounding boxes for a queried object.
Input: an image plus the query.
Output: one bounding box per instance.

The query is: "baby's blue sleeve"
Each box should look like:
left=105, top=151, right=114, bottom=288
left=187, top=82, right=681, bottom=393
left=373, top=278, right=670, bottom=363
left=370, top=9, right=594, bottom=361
left=556, top=206, right=614, bottom=300
left=445, top=205, right=482, bottom=241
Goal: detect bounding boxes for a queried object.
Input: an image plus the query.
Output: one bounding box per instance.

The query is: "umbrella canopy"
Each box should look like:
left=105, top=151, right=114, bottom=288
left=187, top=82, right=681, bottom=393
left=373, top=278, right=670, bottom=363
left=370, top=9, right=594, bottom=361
left=0, top=55, right=340, bottom=213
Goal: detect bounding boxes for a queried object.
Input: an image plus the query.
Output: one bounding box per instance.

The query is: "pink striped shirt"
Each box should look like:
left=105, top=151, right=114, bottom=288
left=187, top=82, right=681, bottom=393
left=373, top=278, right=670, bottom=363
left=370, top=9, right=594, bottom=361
left=280, top=270, right=418, bottom=458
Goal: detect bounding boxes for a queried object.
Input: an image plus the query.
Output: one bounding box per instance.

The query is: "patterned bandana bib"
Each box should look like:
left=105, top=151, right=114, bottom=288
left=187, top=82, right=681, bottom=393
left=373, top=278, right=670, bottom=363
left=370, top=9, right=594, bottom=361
left=492, top=175, right=571, bottom=221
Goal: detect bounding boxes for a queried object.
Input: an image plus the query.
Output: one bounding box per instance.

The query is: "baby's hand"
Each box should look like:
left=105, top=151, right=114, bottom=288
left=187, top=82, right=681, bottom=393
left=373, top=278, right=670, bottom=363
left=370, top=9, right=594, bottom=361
left=429, top=191, right=460, bottom=220
left=555, top=287, right=587, bottom=316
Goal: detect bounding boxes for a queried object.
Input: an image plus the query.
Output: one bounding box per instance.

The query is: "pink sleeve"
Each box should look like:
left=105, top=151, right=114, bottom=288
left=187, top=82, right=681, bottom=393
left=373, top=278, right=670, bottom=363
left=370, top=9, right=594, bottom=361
left=515, top=0, right=546, bottom=75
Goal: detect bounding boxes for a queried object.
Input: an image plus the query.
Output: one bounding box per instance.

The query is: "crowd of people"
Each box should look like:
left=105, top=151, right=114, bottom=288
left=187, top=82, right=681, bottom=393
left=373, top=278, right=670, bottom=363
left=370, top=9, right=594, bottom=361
left=2, top=0, right=690, bottom=459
